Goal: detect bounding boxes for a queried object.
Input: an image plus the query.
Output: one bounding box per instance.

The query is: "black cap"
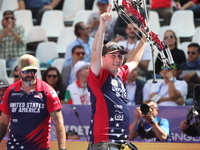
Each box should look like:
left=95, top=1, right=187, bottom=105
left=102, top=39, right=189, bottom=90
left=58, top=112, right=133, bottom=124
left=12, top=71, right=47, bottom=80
left=102, top=43, right=128, bottom=56
left=3, top=10, right=14, bottom=17
left=0, top=78, right=9, bottom=88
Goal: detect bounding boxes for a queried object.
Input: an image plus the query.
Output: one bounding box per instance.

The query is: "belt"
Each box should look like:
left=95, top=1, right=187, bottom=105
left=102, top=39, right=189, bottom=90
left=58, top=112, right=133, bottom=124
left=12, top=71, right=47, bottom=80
left=92, top=142, right=121, bottom=149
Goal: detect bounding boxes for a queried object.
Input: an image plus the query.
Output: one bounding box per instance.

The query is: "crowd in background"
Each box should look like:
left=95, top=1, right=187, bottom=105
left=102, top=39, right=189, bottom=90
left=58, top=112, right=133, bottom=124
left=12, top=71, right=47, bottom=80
left=0, top=0, right=200, bottom=145
left=0, top=0, right=200, bottom=107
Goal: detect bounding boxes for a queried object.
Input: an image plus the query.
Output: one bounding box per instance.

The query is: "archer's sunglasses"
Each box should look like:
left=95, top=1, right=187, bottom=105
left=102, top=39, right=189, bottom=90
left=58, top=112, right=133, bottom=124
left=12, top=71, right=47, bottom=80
left=21, top=69, right=37, bottom=74
left=102, top=45, right=125, bottom=56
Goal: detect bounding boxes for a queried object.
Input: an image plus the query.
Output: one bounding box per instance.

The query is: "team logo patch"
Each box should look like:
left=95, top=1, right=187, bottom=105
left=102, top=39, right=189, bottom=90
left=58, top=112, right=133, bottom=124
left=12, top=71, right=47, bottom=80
left=114, top=114, right=124, bottom=121
left=50, top=90, right=58, bottom=98
left=34, top=92, right=43, bottom=99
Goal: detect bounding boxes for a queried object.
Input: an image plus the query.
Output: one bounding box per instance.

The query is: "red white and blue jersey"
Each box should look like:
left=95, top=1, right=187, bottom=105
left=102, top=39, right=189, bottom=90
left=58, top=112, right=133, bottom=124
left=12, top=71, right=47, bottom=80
left=87, top=65, right=130, bottom=144
left=1, top=78, right=62, bottom=150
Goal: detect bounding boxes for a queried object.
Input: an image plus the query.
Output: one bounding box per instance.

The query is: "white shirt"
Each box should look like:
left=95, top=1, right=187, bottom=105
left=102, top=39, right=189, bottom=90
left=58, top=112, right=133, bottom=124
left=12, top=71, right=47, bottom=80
left=67, top=82, right=91, bottom=105
left=126, top=81, right=150, bottom=105
left=150, top=79, right=188, bottom=106
left=118, top=40, right=152, bottom=61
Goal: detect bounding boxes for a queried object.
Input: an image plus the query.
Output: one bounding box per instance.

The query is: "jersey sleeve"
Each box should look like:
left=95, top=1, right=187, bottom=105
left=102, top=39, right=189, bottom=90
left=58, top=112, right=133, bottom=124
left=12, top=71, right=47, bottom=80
left=1, top=88, right=12, bottom=115
left=88, top=67, right=109, bottom=88
left=117, top=65, right=129, bottom=83
left=45, top=86, right=62, bottom=113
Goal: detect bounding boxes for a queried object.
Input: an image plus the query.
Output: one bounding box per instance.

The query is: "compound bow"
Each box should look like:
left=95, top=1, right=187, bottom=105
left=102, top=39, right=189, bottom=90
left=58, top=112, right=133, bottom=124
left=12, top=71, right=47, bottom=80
left=112, top=0, right=174, bottom=83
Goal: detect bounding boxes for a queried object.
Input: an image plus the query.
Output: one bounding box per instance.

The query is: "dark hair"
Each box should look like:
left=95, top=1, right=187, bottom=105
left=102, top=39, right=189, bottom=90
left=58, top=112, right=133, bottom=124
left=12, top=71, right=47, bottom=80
left=74, top=22, right=84, bottom=37
left=188, top=43, right=200, bottom=53
left=72, top=45, right=84, bottom=54
left=3, top=10, right=14, bottom=17
left=42, top=67, right=63, bottom=88
left=66, top=130, right=79, bottom=139
left=14, top=66, right=18, bottom=71
left=164, top=30, right=178, bottom=48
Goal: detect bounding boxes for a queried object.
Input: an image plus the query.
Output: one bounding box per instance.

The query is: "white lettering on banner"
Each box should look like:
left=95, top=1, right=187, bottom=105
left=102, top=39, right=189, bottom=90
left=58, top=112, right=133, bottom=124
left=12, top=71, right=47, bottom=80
left=50, top=125, right=90, bottom=140
left=65, top=125, right=90, bottom=136
left=171, top=133, right=200, bottom=142
left=9, top=102, right=45, bottom=113
left=142, top=137, right=157, bottom=142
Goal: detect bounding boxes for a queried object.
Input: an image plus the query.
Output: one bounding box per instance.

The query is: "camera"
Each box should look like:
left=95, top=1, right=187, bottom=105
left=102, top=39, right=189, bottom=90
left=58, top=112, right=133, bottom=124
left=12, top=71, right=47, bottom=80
left=186, top=84, right=200, bottom=128
left=140, top=104, right=150, bottom=115
left=193, top=84, right=200, bottom=112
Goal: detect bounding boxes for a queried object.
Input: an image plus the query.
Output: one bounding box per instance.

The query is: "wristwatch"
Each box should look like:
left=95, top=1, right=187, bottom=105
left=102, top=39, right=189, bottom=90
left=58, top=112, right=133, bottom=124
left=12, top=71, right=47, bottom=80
left=169, top=77, right=175, bottom=82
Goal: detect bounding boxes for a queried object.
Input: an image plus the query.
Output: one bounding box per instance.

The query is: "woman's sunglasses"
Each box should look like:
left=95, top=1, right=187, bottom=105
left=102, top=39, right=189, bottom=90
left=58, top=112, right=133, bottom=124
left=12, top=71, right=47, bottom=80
left=47, top=75, right=58, bottom=78
left=164, top=35, right=174, bottom=40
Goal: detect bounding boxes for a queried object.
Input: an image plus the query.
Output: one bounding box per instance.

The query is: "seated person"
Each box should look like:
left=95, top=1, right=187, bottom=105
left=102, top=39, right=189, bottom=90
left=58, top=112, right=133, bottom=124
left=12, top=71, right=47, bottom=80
left=150, top=64, right=187, bottom=106
left=179, top=43, right=200, bottom=106
left=0, top=78, right=9, bottom=115
left=155, top=30, right=186, bottom=75
left=42, top=67, right=65, bottom=102
left=66, top=130, right=80, bottom=140
left=129, top=100, right=170, bottom=142
left=179, top=0, right=200, bottom=18
left=61, top=45, right=85, bottom=89
left=125, top=68, right=150, bottom=105
left=114, top=6, right=146, bottom=38
left=118, top=22, right=151, bottom=72
left=0, top=11, right=26, bottom=76
left=63, top=22, right=93, bottom=67
left=13, top=66, right=20, bottom=83
left=150, top=0, right=173, bottom=25
left=65, top=61, right=90, bottom=105
left=18, top=0, right=61, bottom=25
left=87, top=0, right=114, bottom=43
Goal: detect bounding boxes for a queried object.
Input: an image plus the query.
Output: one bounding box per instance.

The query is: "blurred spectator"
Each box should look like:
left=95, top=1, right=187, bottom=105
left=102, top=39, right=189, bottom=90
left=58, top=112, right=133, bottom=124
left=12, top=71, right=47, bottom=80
left=179, top=0, right=200, bottom=18
left=118, top=23, right=151, bottom=72
left=155, top=30, right=186, bottom=75
left=65, top=61, right=90, bottom=105
left=66, top=130, right=80, bottom=140
left=149, top=0, right=173, bottom=25
left=0, top=10, right=26, bottom=76
left=43, top=67, right=65, bottom=102
left=85, top=0, right=95, bottom=10
left=129, top=100, right=170, bottom=142
left=61, top=45, right=85, bottom=88
left=63, top=22, right=94, bottom=67
left=179, top=43, right=200, bottom=105
left=13, top=66, right=20, bottom=83
left=87, top=0, right=114, bottom=43
left=125, top=68, right=150, bottom=105
left=179, top=0, right=191, bottom=6
left=0, top=78, right=9, bottom=115
left=18, top=0, right=61, bottom=25
left=113, top=7, right=146, bottom=38
left=150, top=64, right=187, bottom=106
